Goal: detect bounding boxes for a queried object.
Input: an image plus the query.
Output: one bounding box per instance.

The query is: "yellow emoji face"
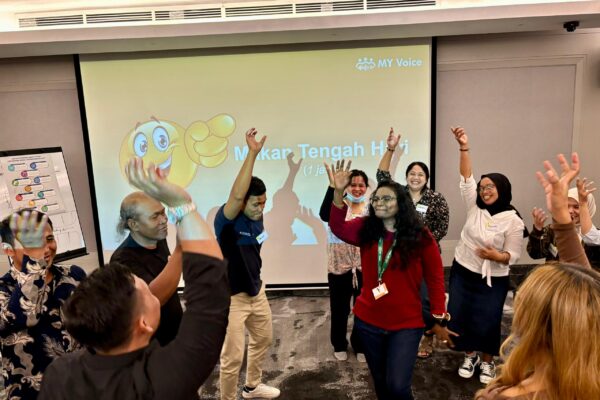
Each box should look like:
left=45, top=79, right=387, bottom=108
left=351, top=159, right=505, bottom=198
left=119, top=117, right=198, bottom=187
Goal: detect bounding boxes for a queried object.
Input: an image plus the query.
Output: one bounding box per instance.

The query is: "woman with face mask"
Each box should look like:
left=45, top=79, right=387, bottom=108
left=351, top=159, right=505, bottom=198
left=448, top=126, right=526, bottom=385
left=527, top=177, right=600, bottom=270
left=327, top=160, right=455, bottom=400
left=376, top=128, right=450, bottom=359
left=319, top=163, right=370, bottom=362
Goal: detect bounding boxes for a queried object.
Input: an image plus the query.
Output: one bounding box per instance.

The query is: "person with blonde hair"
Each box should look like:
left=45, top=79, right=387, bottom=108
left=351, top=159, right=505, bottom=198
left=477, top=153, right=600, bottom=400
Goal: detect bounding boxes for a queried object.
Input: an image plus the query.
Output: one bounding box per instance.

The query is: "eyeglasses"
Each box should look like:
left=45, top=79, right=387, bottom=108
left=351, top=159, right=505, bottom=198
left=370, top=195, right=397, bottom=204
left=479, top=184, right=496, bottom=193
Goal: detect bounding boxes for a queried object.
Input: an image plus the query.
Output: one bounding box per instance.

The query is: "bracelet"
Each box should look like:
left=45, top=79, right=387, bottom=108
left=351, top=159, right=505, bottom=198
left=386, top=147, right=395, bottom=152
left=167, top=202, right=196, bottom=225
left=459, top=148, right=469, bottom=152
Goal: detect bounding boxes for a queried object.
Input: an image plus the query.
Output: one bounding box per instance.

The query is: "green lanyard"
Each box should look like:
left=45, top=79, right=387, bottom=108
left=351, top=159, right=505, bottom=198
left=377, top=234, right=397, bottom=284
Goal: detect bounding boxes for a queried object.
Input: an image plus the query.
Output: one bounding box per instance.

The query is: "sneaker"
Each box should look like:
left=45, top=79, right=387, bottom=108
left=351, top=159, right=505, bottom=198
left=356, top=353, right=367, bottom=363
left=458, top=353, right=481, bottom=379
left=242, top=383, right=281, bottom=399
left=333, top=351, right=348, bottom=361
left=479, top=361, right=496, bottom=384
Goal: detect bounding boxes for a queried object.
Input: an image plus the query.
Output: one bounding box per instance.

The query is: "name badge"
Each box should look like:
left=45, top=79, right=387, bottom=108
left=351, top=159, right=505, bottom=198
left=549, top=243, right=558, bottom=257
left=415, top=204, right=428, bottom=214
left=372, top=282, right=389, bottom=300
left=256, top=230, right=269, bottom=244
left=486, top=222, right=499, bottom=232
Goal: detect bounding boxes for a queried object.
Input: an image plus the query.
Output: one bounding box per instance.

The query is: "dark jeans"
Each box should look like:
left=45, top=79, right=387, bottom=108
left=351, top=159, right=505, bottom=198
left=354, top=317, right=423, bottom=400
left=447, top=260, right=509, bottom=356
left=328, top=270, right=363, bottom=353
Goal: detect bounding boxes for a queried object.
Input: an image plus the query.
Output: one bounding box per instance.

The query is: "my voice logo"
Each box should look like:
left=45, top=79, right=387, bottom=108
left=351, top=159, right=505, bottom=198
left=355, top=57, right=423, bottom=71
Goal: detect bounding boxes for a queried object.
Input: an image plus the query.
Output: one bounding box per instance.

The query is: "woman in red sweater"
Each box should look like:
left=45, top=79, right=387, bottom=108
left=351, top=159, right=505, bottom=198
left=328, top=160, right=456, bottom=400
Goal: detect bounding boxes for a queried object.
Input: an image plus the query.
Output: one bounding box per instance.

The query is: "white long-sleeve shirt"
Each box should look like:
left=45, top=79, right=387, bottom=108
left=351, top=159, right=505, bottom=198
left=582, top=225, right=600, bottom=245
left=454, top=175, right=524, bottom=286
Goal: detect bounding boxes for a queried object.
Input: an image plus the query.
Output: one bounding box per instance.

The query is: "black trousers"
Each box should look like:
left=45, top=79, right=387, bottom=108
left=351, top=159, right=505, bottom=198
left=328, top=270, right=363, bottom=353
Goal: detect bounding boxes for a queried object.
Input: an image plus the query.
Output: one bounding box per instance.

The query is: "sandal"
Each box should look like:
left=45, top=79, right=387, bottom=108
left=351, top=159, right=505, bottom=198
left=417, top=334, right=434, bottom=359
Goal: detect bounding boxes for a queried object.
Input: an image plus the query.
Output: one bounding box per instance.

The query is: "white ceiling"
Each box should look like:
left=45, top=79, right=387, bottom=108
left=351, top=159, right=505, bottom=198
left=0, top=0, right=599, bottom=58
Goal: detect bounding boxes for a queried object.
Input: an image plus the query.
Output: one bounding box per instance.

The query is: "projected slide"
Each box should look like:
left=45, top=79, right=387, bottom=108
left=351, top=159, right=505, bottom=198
left=80, top=40, right=432, bottom=285
left=0, top=148, right=86, bottom=261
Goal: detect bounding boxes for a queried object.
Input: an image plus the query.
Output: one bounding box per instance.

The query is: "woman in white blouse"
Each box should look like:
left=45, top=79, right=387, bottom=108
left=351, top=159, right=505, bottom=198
left=447, top=127, right=526, bottom=385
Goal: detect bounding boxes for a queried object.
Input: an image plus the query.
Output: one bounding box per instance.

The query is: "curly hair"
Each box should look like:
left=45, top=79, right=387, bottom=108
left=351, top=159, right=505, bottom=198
left=359, top=181, right=428, bottom=268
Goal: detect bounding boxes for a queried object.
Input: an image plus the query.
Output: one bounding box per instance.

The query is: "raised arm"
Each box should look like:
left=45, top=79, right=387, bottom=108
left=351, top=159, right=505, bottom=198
left=376, top=128, right=401, bottom=183
left=451, top=126, right=471, bottom=180
left=319, top=162, right=336, bottom=222
left=148, top=245, right=182, bottom=306
left=223, top=128, right=266, bottom=220
left=0, top=212, right=53, bottom=332
left=536, top=153, right=590, bottom=268
left=332, top=159, right=352, bottom=209
left=577, top=178, right=596, bottom=236
left=526, top=207, right=552, bottom=260
left=125, top=157, right=228, bottom=398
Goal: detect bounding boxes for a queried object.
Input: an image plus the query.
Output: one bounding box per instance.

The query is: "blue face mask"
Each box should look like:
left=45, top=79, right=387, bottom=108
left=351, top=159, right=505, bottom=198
left=345, top=193, right=366, bottom=204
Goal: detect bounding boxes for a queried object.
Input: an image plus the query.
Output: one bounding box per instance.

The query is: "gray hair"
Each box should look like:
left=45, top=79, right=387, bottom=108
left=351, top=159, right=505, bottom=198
left=116, top=192, right=148, bottom=235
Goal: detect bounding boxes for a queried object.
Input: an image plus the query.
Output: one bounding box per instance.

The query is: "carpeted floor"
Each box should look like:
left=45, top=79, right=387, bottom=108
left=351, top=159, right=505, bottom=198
left=198, top=291, right=513, bottom=399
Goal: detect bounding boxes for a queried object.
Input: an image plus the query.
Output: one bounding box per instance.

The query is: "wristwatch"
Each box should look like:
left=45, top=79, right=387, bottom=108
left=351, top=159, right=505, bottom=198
left=432, top=312, right=451, bottom=327
left=167, top=202, right=196, bottom=225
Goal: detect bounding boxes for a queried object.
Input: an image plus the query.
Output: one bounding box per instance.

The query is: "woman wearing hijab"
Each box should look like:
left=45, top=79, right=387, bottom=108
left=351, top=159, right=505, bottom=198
left=448, top=127, right=525, bottom=385
left=528, top=177, right=600, bottom=269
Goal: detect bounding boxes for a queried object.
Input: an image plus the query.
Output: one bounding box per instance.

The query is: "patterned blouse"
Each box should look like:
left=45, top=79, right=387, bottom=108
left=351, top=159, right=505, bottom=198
left=319, top=186, right=369, bottom=275
left=376, top=169, right=450, bottom=247
left=0, top=255, right=85, bottom=399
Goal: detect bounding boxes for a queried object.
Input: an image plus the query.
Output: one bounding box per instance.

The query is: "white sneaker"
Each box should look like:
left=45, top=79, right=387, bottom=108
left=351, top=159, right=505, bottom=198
left=356, top=353, right=367, bottom=363
left=241, top=383, right=281, bottom=399
left=479, top=361, right=496, bottom=384
left=333, top=351, right=348, bottom=361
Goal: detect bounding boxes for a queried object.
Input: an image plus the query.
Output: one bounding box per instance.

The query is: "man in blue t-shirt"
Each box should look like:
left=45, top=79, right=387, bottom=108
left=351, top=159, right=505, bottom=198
left=214, top=127, right=280, bottom=400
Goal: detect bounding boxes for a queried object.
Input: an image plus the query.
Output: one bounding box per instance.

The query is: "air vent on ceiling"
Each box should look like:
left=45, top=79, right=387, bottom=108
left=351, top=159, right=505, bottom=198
left=225, top=4, right=294, bottom=18
left=296, top=1, right=364, bottom=14
left=155, top=8, right=223, bottom=21
left=17, top=0, right=437, bottom=29
left=19, top=14, right=83, bottom=28
left=86, top=11, right=153, bottom=24
left=367, top=0, right=435, bottom=10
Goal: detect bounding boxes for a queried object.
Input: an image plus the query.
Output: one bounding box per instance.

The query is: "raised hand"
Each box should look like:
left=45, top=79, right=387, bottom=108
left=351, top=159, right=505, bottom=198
left=577, top=177, right=596, bottom=204
left=532, top=207, right=547, bottom=231
left=125, top=158, right=192, bottom=207
left=387, top=127, right=401, bottom=150
left=450, top=126, right=469, bottom=148
left=9, top=211, right=48, bottom=250
left=245, top=127, right=267, bottom=153
left=535, top=153, right=580, bottom=224
left=331, top=159, right=352, bottom=192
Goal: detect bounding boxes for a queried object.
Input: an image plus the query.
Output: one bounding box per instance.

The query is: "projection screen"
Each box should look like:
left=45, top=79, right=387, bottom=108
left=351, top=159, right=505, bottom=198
left=80, top=39, right=433, bottom=286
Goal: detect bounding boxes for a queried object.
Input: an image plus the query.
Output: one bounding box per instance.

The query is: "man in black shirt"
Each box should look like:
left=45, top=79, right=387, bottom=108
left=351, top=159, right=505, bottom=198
left=39, top=157, right=230, bottom=400
left=111, top=191, right=182, bottom=345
